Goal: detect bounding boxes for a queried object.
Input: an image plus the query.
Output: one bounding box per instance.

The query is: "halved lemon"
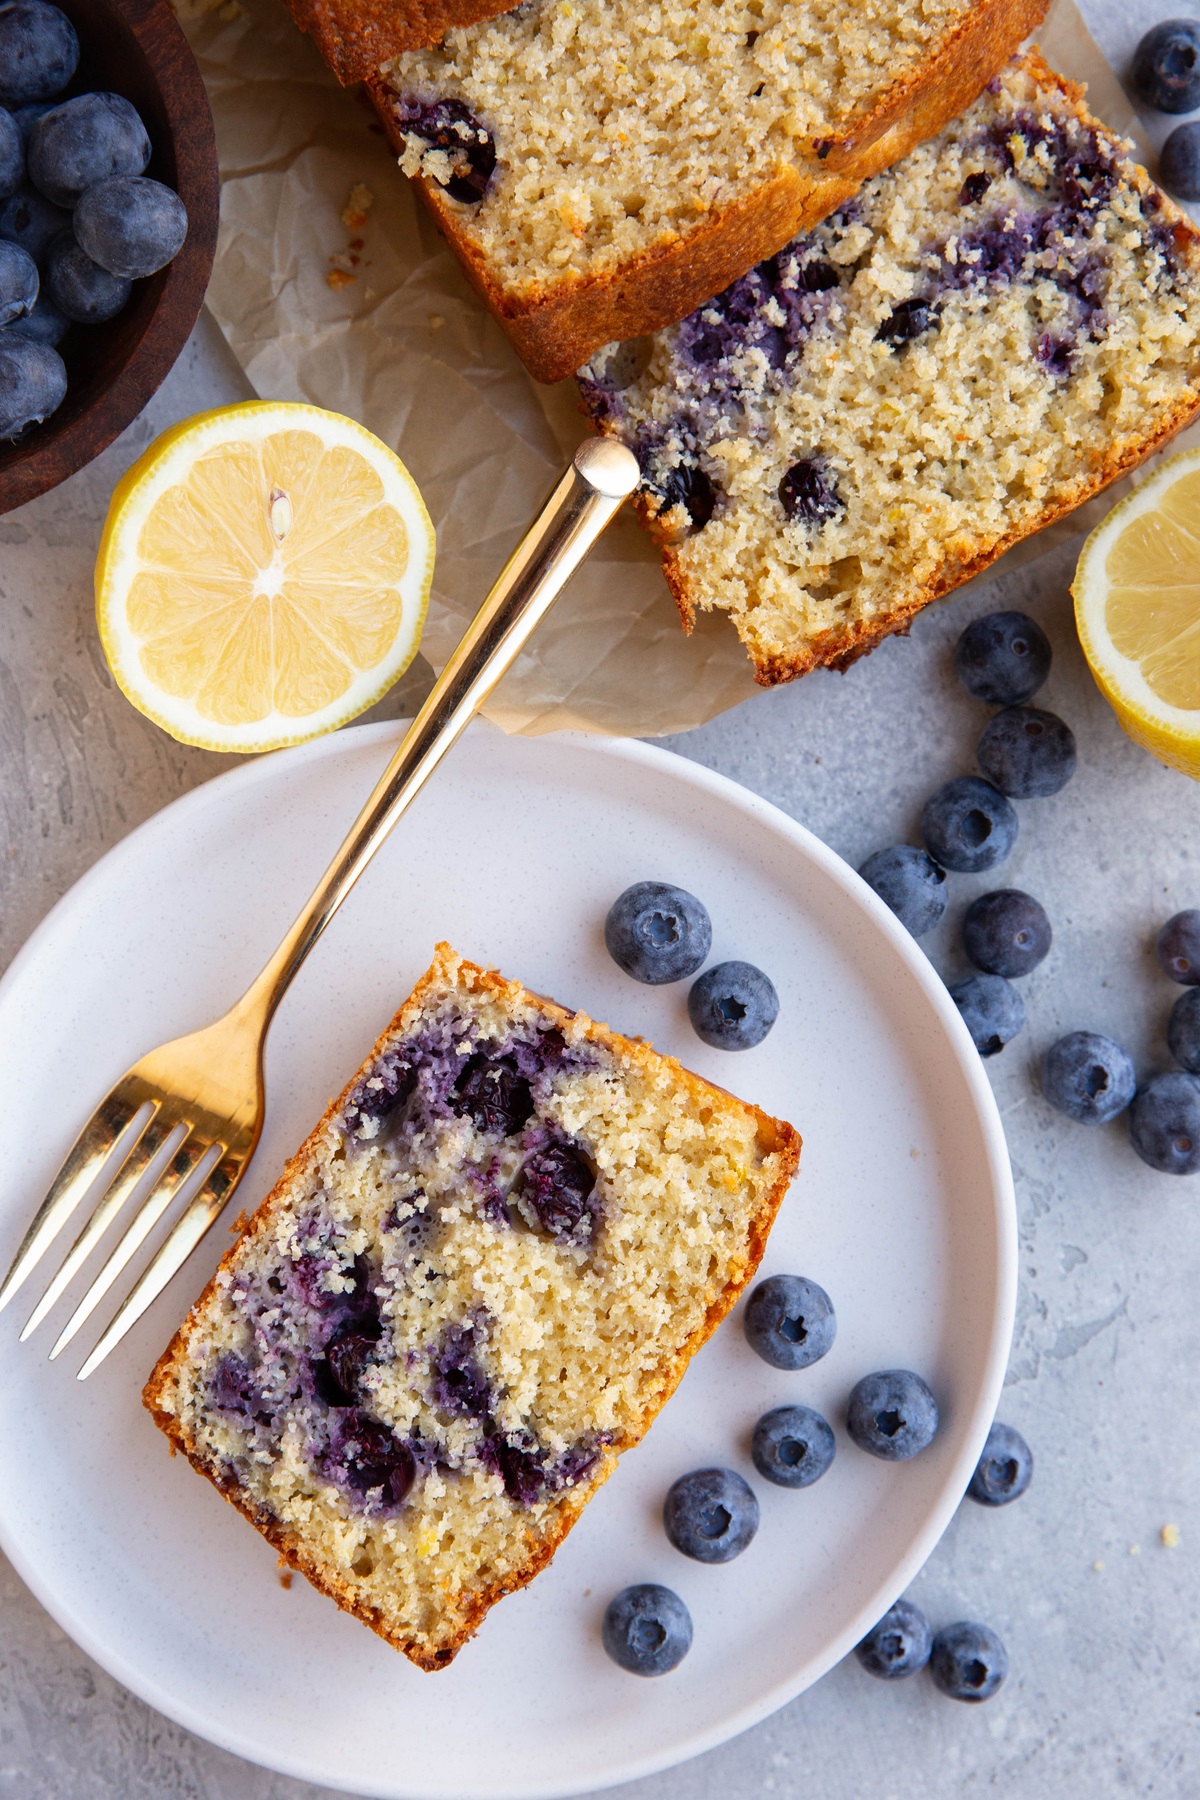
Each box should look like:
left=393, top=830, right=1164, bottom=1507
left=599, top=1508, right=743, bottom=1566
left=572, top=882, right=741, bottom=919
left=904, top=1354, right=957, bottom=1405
left=1073, top=446, right=1200, bottom=781
left=96, top=402, right=435, bottom=753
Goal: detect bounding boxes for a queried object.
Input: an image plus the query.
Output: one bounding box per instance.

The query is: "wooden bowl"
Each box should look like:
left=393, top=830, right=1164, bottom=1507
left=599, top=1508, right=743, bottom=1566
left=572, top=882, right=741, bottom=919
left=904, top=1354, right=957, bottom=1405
left=0, top=0, right=219, bottom=513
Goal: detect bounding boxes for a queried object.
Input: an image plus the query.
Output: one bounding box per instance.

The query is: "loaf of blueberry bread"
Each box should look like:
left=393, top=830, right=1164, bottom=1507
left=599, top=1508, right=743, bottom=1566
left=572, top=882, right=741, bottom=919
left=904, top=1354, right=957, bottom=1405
left=280, top=0, right=518, bottom=83
left=144, top=945, right=800, bottom=1670
left=577, top=51, right=1200, bottom=685
left=371, top=0, right=1047, bottom=382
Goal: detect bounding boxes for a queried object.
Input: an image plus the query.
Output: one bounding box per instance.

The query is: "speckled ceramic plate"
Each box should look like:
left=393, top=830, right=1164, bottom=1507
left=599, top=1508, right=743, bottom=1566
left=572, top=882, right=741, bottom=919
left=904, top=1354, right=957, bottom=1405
left=0, top=720, right=1015, bottom=1799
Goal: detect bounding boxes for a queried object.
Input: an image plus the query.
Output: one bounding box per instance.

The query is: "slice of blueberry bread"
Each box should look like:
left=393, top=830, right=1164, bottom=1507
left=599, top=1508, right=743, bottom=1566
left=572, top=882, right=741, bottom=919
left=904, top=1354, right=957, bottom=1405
left=577, top=51, right=1200, bottom=685
left=144, top=945, right=800, bottom=1670
left=370, top=0, right=1046, bottom=383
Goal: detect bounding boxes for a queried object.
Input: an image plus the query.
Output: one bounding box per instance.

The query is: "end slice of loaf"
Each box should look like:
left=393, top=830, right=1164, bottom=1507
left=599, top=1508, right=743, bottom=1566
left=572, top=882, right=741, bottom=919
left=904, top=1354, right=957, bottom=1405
left=577, top=51, right=1200, bottom=685
left=372, top=0, right=1047, bottom=383
left=145, top=945, right=800, bottom=1670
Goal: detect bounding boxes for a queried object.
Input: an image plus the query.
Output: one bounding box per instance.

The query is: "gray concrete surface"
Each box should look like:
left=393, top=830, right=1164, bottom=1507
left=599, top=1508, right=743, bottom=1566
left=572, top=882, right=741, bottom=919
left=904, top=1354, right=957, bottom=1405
left=3, top=3, right=1199, bottom=1795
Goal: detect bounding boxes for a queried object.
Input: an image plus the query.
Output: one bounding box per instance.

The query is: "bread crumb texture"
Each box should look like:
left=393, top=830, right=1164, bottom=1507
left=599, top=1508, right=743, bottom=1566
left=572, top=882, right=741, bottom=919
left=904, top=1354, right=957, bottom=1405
left=578, top=54, right=1200, bottom=683
left=383, top=0, right=975, bottom=292
left=146, top=946, right=799, bottom=1669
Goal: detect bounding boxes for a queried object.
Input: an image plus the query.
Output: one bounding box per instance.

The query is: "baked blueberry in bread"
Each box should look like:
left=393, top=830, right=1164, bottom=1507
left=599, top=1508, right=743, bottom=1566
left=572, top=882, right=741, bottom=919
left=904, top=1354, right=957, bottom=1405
left=578, top=53, right=1200, bottom=684
left=145, top=945, right=800, bottom=1669
left=372, top=0, right=1047, bottom=381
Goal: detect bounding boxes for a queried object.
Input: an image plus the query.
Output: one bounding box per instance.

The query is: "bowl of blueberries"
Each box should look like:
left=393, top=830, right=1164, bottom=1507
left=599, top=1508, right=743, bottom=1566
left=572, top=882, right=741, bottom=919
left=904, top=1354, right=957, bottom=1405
left=0, top=0, right=218, bottom=510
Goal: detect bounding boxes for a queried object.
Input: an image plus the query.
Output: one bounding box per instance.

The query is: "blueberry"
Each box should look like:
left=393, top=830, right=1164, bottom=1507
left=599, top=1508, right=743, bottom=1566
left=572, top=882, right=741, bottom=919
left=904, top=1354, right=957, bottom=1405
left=0, top=235, right=36, bottom=325
left=604, top=880, right=712, bottom=984
left=313, top=1317, right=383, bottom=1406
left=958, top=170, right=993, bottom=205
left=516, top=1139, right=597, bottom=1243
left=1129, top=1070, right=1200, bottom=1175
left=28, top=92, right=150, bottom=208
left=778, top=455, right=844, bottom=526
left=859, top=844, right=947, bottom=937
left=688, top=960, right=778, bottom=1050
left=1042, top=1031, right=1136, bottom=1124
left=602, top=1584, right=692, bottom=1675
left=751, top=1405, right=836, bottom=1488
left=10, top=97, right=52, bottom=142
left=963, top=890, right=1051, bottom=978
left=1157, top=910, right=1200, bottom=984
left=977, top=706, right=1076, bottom=799
left=395, top=96, right=496, bottom=203
left=967, top=1421, right=1033, bottom=1506
left=74, top=175, right=188, bottom=279
left=1161, top=122, right=1200, bottom=200
left=45, top=231, right=130, bottom=323
left=949, top=972, right=1025, bottom=1057
left=853, top=1599, right=933, bottom=1678
left=0, top=181, right=68, bottom=258
left=955, top=610, right=1051, bottom=705
left=0, top=1, right=78, bottom=106
left=0, top=330, right=63, bottom=436
left=5, top=289, right=62, bottom=343
left=743, top=1273, right=836, bottom=1370
left=449, top=1051, right=533, bottom=1137
left=876, top=297, right=939, bottom=348
left=653, top=458, right=717, bottom=533
left=1168, top=988, right=1200, bottom=1074
left=846, top=1369, right=939, bottom=1460
left=921, top=776, right=1018, bottom=874
left=1132, top=19, right=1200, bottom=114
left=929, top=1620, right=1008, bottom=1702
left=663, top=1467, right=759, bottom=1563
left=0, top=108, right=22, bottom=200
left=331, top=1410, right=415, bottom=1503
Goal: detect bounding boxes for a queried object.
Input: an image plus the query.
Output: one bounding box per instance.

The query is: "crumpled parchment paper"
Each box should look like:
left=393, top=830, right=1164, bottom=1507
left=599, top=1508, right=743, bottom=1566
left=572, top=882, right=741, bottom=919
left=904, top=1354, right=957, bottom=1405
left=178, top=0, right=1189, bottom=736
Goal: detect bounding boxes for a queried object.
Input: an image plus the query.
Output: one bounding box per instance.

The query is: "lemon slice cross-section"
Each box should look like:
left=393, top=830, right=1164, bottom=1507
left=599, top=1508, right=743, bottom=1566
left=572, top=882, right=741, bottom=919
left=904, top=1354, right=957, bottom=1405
left=96, top=402, right=435, bottom=753
left=1073, top=445, right=1200, bottom=781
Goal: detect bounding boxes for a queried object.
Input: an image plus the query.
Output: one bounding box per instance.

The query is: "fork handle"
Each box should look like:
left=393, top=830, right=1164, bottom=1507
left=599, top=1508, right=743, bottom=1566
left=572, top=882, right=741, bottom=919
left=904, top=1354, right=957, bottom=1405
left=238, top=437, right=640, bottom=1031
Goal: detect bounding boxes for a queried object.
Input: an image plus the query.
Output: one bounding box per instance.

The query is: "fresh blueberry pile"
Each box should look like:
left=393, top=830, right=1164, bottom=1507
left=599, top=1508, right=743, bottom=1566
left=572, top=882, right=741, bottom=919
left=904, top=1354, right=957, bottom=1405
left=859, top=609, right=1068, bottom=1058
left=1044, top=908, right=1200, bottom=1175
left=1131, top=19, right=1200, bottom=202
left=0, top=0, right=189, bottom=441
left=604, top=879, right=778, bottom=1050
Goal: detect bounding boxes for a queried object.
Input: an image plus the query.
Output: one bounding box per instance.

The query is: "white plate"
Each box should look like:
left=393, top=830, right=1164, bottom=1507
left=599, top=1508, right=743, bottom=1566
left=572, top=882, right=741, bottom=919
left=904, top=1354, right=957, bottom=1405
left=0, top=721, right=1015, bottom=1800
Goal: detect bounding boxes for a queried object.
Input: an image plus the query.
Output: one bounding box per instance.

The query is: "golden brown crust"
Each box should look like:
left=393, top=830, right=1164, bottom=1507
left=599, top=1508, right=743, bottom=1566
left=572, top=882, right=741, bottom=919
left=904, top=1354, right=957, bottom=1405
left=367, top=0, right=1047, bottom=383
left=144, top=946, right=800, bottom=1670
left=279, top=0, right=522, bottom=84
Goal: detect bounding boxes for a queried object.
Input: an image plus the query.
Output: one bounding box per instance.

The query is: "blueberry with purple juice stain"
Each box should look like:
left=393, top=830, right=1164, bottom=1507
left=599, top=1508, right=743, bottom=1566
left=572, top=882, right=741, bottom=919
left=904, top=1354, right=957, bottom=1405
left=977, top=706, right=1076, bottom=799
left=0, top=0, right=78, bottom=107
left=395, top=96, right=496, bottom=203
left=743, top=1273, right=835, bottom=1370
left=967, top=1421, right=1032, bottom=1506
left=0, top=236, right=37, bottom=326
left=1129, top=1070, right=1200, bottom=1175
left=921, top=776, right=1017, bottom=875
left=688, top=960, right=778, bottom=1050
left=949, top=972, right=1025, bottom=1057
left=516, top=1137, right=598, bottom=1244
left=603, top=1583, right=692, bottom=1676
left=1168, top=988, right=1200, bottom=1075
left=663, top=1467, right=759, bottom=1563
left=1132, top=19, right=1200, bottom=114
left=859, top=844, right=947, bottom=938
left=751, top=1404, right=835, bottom=1489
left=330, top=1409, right=416, bottom=1505
left=876, top=296, right=939, bottom=349
left=846, top=1369, right=939, bottom=1461
left=1042, top=1030, right=1135, bottom=1124
left=963, top=890, right=1051, bottom=979
left=930, top=1620, right=1008, bottom=1702
left=958, top=170, right=993, bottom=205
left=451, top=1050, right=534, bottom=1136
left=955, top=610, right=1051, bottom=705
left=29, top=91, right=150, bottom=208
left=313, top=1315, right=384, bottom=1406
left=604, top=879, right=712, bottom=984
left=778, top=455, right=843, bottom=528
left=74, top=175, right=189, bottom=280
left=1157, top=910, right=1200, bottom=985
left=430, top=1321, right=493, bottom=1420
left=854, top=1599, right=933, bottom=1679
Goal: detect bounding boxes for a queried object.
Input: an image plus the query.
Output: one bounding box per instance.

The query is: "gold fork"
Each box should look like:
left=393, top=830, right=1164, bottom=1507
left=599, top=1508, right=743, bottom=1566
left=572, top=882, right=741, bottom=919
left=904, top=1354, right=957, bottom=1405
left=0, top=437, right=639, bottom=1378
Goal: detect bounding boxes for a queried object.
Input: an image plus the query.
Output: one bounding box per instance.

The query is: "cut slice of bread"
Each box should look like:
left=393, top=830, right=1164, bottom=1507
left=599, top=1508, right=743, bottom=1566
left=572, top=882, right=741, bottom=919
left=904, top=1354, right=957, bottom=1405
left=145, top=945, right=800, bottom=1670
left=372, top=0, right=1047, bottom=382
left=578, top=51, right=1200, bottom=685
left=280, top=0, right=522, bottom=84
